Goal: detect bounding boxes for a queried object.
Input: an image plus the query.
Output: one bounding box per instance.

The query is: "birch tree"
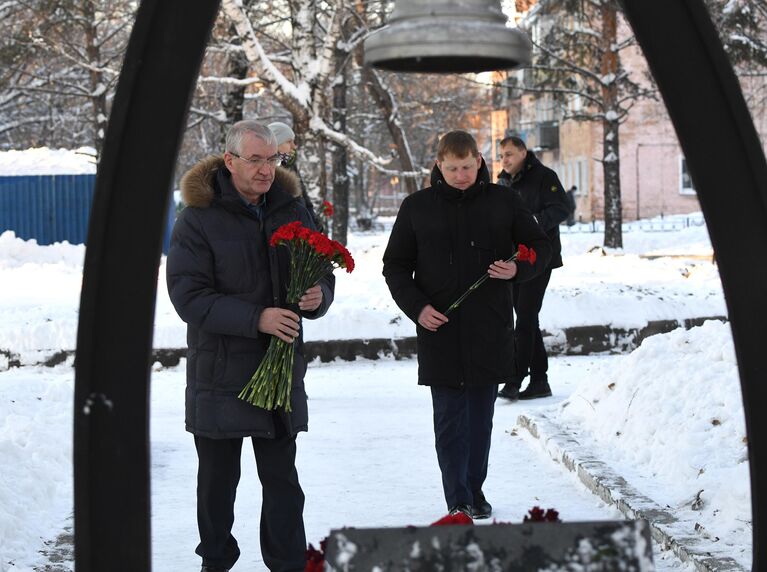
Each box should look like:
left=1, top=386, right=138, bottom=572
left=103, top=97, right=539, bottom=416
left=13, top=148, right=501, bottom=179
left=0, top=0, right=134, bottom=155
left=219, top=0, right=425, bottom=209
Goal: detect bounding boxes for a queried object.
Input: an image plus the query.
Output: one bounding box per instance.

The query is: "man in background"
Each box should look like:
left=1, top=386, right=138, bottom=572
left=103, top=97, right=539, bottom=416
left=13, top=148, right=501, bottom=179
left=496, top=136, right=571, bottom=401
left=268, top=121, right=323, bottom=231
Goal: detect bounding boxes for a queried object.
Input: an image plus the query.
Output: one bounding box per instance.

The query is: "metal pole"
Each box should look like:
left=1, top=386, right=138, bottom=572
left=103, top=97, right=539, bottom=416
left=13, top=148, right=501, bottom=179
left=73, top=1, right=220, bottom=569
left=623, top=1, right=767, bottom=569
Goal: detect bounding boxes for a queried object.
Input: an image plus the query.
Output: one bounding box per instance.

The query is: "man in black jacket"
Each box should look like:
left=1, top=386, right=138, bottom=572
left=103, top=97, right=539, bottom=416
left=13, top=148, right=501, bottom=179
left=496, top=136, right=571, bottom=401
left=383, top=131, right=551, bottom=520
left=167, top=120, right=335, bottom=572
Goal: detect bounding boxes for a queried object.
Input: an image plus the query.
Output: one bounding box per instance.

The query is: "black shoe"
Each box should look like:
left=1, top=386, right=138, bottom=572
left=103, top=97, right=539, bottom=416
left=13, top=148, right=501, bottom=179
left=519, top=380, right=552, bottom=400
left=471, top=490, right=492, bottom=519
left=497, top=384, right=520, bottom=401
left=448, top=504, right=473, bottom=517
left=201, top=566, right=229, bottom=572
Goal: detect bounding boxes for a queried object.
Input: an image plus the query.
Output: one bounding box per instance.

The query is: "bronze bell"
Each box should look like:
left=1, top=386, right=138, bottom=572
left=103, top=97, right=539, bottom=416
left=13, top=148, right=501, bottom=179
left=363, top=0, right=532, bottom=74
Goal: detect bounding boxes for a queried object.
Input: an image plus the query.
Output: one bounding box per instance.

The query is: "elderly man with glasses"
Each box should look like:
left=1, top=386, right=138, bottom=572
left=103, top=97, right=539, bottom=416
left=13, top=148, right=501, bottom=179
left=167, top=120, right=335, bottom=572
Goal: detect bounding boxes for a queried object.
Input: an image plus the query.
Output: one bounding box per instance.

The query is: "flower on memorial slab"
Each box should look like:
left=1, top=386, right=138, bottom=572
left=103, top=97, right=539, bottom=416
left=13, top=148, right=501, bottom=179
left=523, top=506, right=561, bottom=523
left=430, top=512, right=474, bottom=526
left=305, top=537, right=327, bottom=572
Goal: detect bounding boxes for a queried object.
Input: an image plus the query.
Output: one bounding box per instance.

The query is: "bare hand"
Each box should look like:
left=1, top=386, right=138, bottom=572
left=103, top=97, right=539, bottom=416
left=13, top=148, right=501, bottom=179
left=418, top=304, right=449, bottom=332
left=258, top=307, right=300, bottom=343
left=488, top=259, right=518, bottom=280
left=298, top=285, right=323, bottom=312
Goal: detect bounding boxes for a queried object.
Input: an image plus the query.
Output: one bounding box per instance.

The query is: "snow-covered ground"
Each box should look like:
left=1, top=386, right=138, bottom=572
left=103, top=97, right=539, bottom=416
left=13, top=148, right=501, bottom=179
left=0, top=212, right=724, bottom=358
left=0, top=214, right=751, bottom=571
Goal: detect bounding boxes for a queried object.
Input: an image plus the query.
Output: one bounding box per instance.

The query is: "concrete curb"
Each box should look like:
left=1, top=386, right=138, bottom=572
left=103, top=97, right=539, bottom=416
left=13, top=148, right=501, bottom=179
left=0, top=316, right=725, bottom=371
left=517, top=412, right=746, bottom=572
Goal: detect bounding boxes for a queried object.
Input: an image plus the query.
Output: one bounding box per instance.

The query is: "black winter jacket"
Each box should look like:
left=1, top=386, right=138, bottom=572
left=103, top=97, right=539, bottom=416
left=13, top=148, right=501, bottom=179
left=167, top=157, right=335, bottom=439
left=498, top=151, right=570, bottom=268
left=383, top=161, right=552, bottom=388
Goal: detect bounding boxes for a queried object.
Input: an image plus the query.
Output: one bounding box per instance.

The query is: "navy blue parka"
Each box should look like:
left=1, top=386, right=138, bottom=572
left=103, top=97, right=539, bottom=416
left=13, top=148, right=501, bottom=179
left=167, top=157, right=334, bottom=439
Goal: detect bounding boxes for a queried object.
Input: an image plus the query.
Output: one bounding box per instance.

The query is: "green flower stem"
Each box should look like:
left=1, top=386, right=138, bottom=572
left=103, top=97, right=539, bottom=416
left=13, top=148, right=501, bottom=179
left=443, top=254, right=519, bottom=316
left=239, top=237, right=337, bottom=412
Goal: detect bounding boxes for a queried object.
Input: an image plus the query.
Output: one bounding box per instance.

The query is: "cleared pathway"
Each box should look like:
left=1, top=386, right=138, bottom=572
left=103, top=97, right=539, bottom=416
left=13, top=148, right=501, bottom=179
left=149, top=356, right=693, bottom=571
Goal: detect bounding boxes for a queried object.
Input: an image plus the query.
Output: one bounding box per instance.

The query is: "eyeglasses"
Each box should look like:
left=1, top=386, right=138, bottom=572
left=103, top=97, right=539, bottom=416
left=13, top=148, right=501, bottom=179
left=229, top=152, right=281, bottom=169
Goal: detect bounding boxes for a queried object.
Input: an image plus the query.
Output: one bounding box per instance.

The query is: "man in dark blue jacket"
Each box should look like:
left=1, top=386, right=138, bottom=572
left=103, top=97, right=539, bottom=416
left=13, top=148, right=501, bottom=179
left=167, top=120, right=335, bottom=572
left=383, top=131, right=551, bottom=520
left=496, top=136, right=571, bottom=401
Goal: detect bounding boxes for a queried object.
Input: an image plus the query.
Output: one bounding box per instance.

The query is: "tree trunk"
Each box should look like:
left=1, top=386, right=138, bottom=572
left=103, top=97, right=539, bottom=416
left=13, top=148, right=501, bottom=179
left=362, top=68, right=419, bottom=194
left=600, top=2, right=623, bottom=249
left=219, top=8, right=253, bottom=147
left=602, top=118, right=622, bottom=248
left=331, top=31, right=349, bottom=245
left=82, top=0, right=106, bottom=157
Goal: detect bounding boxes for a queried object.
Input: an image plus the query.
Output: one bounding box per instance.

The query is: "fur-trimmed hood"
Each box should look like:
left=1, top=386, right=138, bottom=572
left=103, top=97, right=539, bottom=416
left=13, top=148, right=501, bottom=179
left=180, top=155, right=301, bottom=208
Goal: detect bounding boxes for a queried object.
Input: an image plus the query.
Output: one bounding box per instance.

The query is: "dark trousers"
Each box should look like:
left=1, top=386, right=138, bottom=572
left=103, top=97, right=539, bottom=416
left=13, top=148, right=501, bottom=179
left=194, top=429, right=306, bottom=572
left=512, top=268, right=552, bottom=386
left=430, top=384, right=498, bottom=510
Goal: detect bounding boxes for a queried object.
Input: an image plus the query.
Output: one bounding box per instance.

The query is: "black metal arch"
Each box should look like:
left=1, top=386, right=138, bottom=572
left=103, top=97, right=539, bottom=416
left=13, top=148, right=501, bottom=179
left=73, top=0, right=220, bottom=569
left=73, top=0, right=766, bottom=569
left=621, top=2, right=767, bottom=569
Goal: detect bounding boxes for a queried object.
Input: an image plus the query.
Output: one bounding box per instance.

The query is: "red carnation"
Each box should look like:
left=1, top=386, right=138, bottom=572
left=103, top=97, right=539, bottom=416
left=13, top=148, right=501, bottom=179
left=430, top=512, right=474, bottom=526
left=322, top=200, right=334, bottom=217
left=241, top=221, right=355, bottom=411
left=305, top=538, right=327, bottom=572
left=523, top=506, right=561, bottom=523
left=444, top=243, right=537, bottom=315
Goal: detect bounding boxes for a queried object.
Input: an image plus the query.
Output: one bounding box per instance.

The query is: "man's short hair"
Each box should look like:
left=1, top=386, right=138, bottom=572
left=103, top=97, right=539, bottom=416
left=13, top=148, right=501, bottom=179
left=225, top=120, right=276, bottom=155
left=499, top=135, right=527, bottom=150
left=437, top=130, right=480, bottom=160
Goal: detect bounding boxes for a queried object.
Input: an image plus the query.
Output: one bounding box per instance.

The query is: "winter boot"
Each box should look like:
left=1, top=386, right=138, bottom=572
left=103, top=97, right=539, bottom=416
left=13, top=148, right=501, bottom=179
left=448, top=504, right=473, bottom=518
left=519, top=379, right=552, bottom=400
left=471, top=490, right=492, bottom=519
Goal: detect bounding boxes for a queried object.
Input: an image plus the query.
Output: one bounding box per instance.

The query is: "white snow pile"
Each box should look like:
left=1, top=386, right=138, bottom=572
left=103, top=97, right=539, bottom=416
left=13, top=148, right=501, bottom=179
left=555, top=319, right=751, bottom=557
left=0, top=367, right=73, bottom=571
left=0, top=147, right=97, bottom=176
left=0, top=230, right=85, bottom=269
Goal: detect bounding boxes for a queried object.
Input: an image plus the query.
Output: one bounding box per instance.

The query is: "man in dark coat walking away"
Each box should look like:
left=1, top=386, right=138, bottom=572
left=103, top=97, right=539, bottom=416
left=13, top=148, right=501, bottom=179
left=167, top=120, right=335, bottom=572
left=496, top=136, right=571, bottom=401
left=383, top=131, right=551, bottom=520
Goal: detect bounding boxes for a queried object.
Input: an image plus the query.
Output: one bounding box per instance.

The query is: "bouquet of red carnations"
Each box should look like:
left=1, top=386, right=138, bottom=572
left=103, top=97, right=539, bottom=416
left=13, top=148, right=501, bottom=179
left=238, top=221, right=354, bottom=411
left=443, top=244, right=537, bottom=316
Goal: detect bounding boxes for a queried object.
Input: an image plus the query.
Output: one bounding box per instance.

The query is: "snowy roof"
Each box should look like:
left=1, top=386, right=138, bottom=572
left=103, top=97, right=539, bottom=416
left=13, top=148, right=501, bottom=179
left=0, top=147, right=97, bottom=176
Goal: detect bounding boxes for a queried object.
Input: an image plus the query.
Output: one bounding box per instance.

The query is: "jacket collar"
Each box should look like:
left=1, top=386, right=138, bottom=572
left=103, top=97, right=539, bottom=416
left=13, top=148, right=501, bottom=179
left=180, top=155, right=301, bottom=210
left=430, top=157, right=491, bottom=201
left=512, top=150, right=540, bottom=183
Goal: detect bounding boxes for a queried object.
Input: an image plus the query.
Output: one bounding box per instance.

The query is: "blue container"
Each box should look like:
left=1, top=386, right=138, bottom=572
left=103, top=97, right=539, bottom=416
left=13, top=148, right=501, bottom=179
left=0, top=174, right=175, bottom=253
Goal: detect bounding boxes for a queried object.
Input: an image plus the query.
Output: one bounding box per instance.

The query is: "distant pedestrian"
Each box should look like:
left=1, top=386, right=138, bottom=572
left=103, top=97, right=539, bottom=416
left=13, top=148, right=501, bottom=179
left=268, top=121, right=324, bottom=232
left=565, top=185, right=577, bottom=226
left=496, top=136, right=570, bottom=401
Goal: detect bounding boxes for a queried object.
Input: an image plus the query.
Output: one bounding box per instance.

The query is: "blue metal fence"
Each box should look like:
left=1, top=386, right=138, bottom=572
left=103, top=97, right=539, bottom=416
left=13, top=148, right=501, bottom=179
left=0, top=174, right=175, bottom=253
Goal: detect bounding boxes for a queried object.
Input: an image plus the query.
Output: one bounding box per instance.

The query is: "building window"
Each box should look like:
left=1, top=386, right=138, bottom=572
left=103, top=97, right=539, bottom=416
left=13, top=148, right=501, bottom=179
left=679, top=156, right=696, bottom=195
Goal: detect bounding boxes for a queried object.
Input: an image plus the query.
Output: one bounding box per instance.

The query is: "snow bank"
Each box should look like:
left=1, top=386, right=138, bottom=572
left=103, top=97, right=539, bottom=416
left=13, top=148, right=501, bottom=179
left=555, top=320, right=750, bottom=558
left=0, top=147, right=97, bottom=176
